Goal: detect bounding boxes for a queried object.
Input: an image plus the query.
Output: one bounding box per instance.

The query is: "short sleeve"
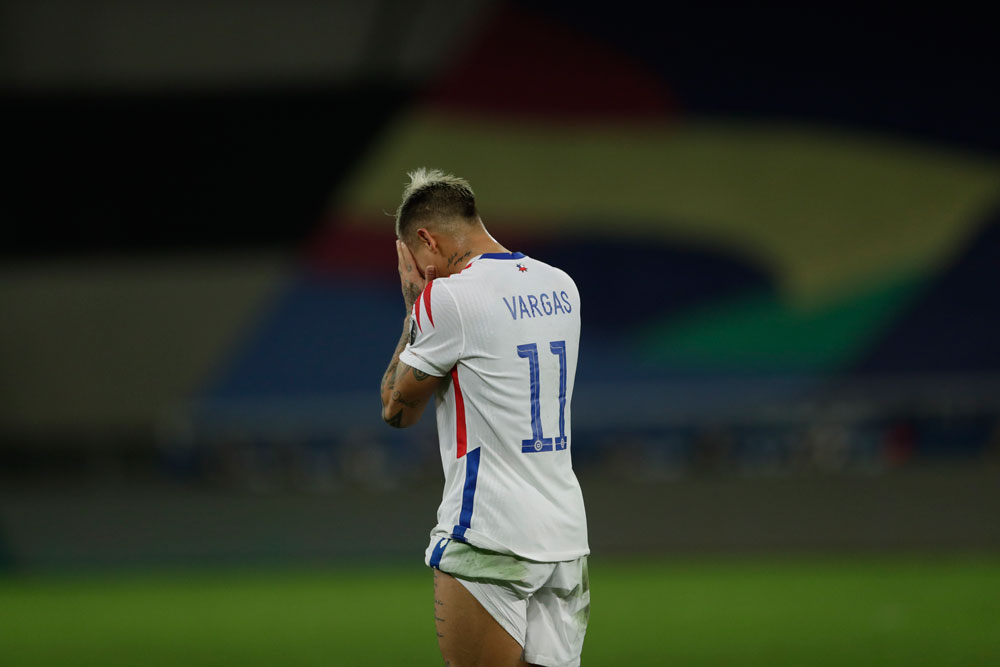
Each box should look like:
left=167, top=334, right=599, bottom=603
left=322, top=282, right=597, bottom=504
left=399, top=280, right=463, bottom=377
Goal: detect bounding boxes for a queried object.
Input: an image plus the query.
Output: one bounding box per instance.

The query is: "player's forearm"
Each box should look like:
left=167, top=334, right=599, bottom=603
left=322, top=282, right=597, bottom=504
left=381, top=315, right=440, bottom=428
left=379, top=316, right=410, bottom=414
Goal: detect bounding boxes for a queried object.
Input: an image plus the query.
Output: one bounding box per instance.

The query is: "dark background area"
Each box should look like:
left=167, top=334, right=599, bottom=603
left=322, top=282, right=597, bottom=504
left=2, top=3, right=999, bottom=665
left=2, top=0, right=998, bottom=571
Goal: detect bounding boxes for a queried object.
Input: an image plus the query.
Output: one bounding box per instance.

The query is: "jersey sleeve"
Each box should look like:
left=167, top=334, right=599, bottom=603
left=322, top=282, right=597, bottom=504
left=399, top=280, right=463, bottom=377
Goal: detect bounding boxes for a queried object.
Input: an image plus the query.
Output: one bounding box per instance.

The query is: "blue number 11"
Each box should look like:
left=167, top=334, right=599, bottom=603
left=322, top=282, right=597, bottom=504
left=516, top=340, right=568, bottom=453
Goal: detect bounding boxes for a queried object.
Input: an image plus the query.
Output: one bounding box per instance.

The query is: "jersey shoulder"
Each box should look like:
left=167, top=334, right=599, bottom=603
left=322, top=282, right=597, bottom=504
left=519, top=256, right=580, bottom=301
left=411, top=274, right=462, bottom=336
left=439, top=254, right=579, bottom=305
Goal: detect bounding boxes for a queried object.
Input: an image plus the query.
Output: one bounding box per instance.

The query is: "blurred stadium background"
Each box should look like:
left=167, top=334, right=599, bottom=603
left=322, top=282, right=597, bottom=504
left=2, top=1, right=998, bottom=664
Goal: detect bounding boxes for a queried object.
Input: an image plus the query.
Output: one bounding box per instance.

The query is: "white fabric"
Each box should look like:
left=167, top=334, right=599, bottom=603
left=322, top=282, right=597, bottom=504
left=400, top=252, right=589, bottom=562
left=426, top=536, right=590, bottom=667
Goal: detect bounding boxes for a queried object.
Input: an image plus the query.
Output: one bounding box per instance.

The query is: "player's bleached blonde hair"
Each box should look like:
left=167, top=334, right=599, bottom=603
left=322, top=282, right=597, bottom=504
left=394, top=168, right=478, bottom=240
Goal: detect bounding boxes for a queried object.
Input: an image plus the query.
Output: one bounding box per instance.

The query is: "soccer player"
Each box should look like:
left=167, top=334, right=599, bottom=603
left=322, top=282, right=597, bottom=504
left=380, top=169, right=590, bottom=667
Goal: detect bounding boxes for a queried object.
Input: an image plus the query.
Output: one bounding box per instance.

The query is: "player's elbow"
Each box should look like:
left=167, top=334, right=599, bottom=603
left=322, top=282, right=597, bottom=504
left=382, top=404, right=415, bottom=429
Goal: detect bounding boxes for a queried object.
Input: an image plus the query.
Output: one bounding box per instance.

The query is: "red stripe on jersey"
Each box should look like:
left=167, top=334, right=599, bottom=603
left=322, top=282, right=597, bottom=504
left=451, top=366, right=467, bottom=458
left=423, top=280, right=435, bottom=327
left=414, top=295, right=423, bottom=332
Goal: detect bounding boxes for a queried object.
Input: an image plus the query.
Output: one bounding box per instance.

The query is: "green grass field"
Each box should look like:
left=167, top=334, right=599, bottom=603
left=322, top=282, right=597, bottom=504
left=2, top=556, right=998, bottom=666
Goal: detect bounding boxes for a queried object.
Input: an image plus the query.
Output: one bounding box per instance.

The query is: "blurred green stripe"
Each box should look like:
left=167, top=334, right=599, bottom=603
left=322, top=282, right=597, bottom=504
left=632, top=272, right=927, bottom=371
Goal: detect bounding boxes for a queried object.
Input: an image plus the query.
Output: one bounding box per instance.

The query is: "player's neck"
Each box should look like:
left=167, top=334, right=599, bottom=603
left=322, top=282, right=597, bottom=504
left=469, top=227, right=509, bottom=256
left=442, top=233, right=509, bottom=276
left=470, top=240, right=509, bottom=258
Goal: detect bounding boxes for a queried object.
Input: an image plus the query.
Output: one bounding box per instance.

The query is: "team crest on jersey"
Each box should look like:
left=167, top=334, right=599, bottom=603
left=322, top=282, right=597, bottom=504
left=516, top=263, right=527, bottom=272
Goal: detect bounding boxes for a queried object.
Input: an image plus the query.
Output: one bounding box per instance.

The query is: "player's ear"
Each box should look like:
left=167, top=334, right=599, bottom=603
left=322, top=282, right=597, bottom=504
left=415, top=228, right=438, bottom=254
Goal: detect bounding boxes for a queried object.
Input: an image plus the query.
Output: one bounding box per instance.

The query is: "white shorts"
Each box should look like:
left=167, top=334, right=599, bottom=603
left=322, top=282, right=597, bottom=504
left=425, top=536, right=590, bottom=667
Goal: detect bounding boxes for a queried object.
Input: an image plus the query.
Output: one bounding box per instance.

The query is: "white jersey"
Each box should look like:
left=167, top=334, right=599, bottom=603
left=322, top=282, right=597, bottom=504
left=399, top=251, right=589, bottom=562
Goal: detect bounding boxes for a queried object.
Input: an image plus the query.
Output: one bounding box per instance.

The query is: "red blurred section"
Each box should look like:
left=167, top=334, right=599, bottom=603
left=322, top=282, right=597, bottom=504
left=303, top=216, right=398, bottom=279
left=885, top=421, right=916, bottom=467
left=303, top=214, right=552, bottom=278
left=424, top=4, right=675, bottom=121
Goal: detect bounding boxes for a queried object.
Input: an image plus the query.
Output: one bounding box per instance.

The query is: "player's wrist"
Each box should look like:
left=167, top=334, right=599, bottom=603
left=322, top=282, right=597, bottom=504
left=402, top=284, right=422, bottom=312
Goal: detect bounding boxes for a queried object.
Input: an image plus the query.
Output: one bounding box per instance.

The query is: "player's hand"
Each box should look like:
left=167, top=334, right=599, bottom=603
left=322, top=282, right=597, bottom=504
left=397, top=240, right=436, bottom=311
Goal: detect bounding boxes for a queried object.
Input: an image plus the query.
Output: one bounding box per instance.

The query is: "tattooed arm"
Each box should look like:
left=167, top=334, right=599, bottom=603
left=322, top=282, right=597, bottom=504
left=381, top=357, right=439, bottom=428
left=379, top=319, right=440, bottom=428
left=380, top=241, right=443, bottom=428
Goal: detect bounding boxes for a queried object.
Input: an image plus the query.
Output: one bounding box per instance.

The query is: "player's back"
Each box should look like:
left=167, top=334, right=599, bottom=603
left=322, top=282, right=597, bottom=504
left=417, top=251, right=589, bottom=562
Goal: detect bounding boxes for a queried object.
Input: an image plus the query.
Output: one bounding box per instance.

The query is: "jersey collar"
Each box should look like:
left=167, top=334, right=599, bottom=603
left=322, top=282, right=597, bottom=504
left=478, top=252, right=525, bottom=260
left=461, top=251, right=525, bottom=272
